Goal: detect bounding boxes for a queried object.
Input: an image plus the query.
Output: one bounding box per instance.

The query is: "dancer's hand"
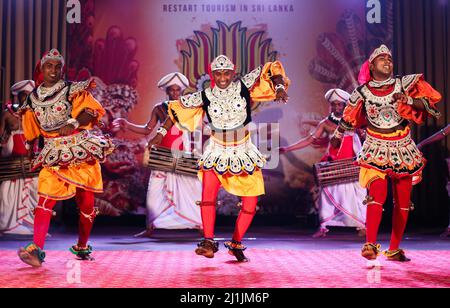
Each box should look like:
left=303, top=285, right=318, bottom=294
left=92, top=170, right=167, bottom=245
left=148, top=133, right=163, bottom=147
left=275, top=89, right=289, bottom=104
left=112, top=118, right=128, bottom=131
left=59, top=124, right=76, bottom=136
left=278, top=146, right=289, bottom=154
left=330, top=136, right=342, bottom=149
left=393, top=93, right=408, bottom=105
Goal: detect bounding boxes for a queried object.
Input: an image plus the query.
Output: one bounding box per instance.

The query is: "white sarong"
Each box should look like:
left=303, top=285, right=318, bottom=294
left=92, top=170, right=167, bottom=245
left=146, top=170, right=202, bottom=229
left=0, top=133, right=38, bottom=234
left=319, top=133, right=367, bottom=229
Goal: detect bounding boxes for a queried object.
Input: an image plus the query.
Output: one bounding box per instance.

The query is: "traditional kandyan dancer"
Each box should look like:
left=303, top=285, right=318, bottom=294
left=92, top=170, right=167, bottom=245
left=149, top=55, right=289, bottom=262
left=17, top=49, right=114, bottom=267
left=113, top=72, right=202, bottom=237
left=281, top=89, right=367, bottom=238
left=330, top=45, right=441, bottom=262
left=0, top=80, right=38, bottom=235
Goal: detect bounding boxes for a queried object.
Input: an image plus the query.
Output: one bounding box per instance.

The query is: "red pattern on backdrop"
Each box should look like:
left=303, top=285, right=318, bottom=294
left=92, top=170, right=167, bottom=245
left=67, top=0, right=95, bottom=81
left=68, top=8, right=146, bottom=214
left=309, top=2, right=394, bottom=94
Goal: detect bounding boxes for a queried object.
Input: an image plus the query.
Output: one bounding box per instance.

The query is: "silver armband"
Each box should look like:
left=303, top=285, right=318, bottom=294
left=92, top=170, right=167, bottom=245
left=332, top=129, right=344, bottom=139
left=67, top=118, right=80, bottom=129
left=406, top=97, right=414, bottom=106
left=275, top=84, right=286, bottom=92
left=156, top=127, right=168, bottom=137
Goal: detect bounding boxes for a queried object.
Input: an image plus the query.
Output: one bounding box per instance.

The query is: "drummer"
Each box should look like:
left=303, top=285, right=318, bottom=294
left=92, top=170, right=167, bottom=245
left=113, top=72, right=203, bottom=237
left=0, top=80, right=38, bottom=235
left=280, top=89, right=367, bottom=238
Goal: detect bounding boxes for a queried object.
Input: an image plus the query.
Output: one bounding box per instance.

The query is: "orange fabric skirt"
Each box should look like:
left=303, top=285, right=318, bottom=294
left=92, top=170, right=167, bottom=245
left=37, top=162, right=103, bottom=201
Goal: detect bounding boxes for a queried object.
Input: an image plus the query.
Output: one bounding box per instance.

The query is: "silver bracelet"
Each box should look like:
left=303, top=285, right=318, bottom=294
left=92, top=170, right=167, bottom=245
left=275, top=84, right=286, bottom=92
left=84, top=108, right=98, bottom=118
left=67, top=118, right=80, bottom=129
left=332, top=130, right=344, bottom=139
left=156, top=127, right=168, bottom=137
left=406, top=97, right=414, bottom=106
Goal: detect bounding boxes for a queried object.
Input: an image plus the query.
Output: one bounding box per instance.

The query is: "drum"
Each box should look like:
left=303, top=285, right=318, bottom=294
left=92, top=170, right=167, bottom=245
left=313, top=157, right=360, bottom=187
left=0, top=156, right=40, bottom=182
left=143, top=145, right=199, bottom=177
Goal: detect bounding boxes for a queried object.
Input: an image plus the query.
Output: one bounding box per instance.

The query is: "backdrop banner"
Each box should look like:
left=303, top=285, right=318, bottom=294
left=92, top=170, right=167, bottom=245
left=67, top=0, right=393, bottom=217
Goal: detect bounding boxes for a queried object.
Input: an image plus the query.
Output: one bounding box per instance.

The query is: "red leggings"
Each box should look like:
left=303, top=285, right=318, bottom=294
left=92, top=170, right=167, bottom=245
left=201, top=170, right=258, bottom=242
left=33, top=189, right=96, bottom=249
left=366, top=176, right=412, bottom=250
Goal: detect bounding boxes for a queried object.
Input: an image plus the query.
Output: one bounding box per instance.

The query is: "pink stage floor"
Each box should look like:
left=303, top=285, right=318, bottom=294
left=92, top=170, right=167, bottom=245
left=1, top=249, right=449, bottom=288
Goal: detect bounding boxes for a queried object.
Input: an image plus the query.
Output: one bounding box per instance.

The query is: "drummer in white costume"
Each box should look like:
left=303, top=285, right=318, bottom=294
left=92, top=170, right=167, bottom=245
left=0, top=80, right=38, bottom=235
left=281, top=89, right=367, bottom=237
left=113, top=73, right=202, bottom=237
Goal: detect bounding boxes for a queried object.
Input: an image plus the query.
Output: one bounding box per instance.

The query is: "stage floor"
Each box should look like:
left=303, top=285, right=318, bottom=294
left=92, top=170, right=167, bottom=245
left=1, top=227, right=449, bottom=288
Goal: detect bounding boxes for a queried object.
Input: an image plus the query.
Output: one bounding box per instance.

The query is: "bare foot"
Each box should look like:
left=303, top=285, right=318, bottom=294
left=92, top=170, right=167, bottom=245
left=198, top=228, right=204, bottom=237
left=440, top=228, right=450, bottom=238
left=361, top=243, right=380, bottom=261
left=134, top=227, right=154, bottom=238
left=357, top=228, right=366, bottom=237
left=312, top=228, right=328, bottom=238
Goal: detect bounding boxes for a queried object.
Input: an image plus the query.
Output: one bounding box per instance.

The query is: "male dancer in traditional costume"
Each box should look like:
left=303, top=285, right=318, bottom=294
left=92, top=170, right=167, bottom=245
left=150, top=55, right=289, bottom=262
left=281, top=89, right=366, bottom=237
left=331, top=45, right=441, bottom=261
left=0, top=80, right=38, bottom=235
left=113, top=72, right=202, bottom=237
left=17, top=49, right=114, bottom=267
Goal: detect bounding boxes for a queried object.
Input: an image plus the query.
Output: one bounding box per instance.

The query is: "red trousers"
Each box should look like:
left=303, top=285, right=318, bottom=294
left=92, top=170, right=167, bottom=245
left=366, top=176, right=413, bottom=250
left=33, top=189, right=96, bottom=249
left=200, top=170, right=258, bottom=242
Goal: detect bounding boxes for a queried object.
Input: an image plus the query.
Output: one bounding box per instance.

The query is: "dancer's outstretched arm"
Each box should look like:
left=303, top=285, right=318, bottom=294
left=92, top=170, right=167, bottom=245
left=281, top=120, right=327, bottom=153
left=113, top=108, right=158, bottom=136
left=148, top=117, right=175, bottom=146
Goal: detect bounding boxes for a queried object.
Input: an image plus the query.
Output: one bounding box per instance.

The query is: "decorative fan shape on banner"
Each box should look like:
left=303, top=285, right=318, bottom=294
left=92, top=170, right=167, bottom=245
left=93, top=26, right=140, bottom=87
left=309, top=7, right=393, bottom=93
left=177, top=21, right=278, bottom=94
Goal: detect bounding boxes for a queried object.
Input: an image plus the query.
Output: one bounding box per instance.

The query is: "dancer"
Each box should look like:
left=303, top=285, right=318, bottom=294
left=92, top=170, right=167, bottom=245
left=0, top=80, right=38, bottom=235
left=281, top=89, right=366, bottom=237
left=150, top=55, right=289, bottom=262
left=331, top=45, right=441, bottom=261
left=113, top=72, right=202, bottom=237
left=17, top=49, right=114, bottom=267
